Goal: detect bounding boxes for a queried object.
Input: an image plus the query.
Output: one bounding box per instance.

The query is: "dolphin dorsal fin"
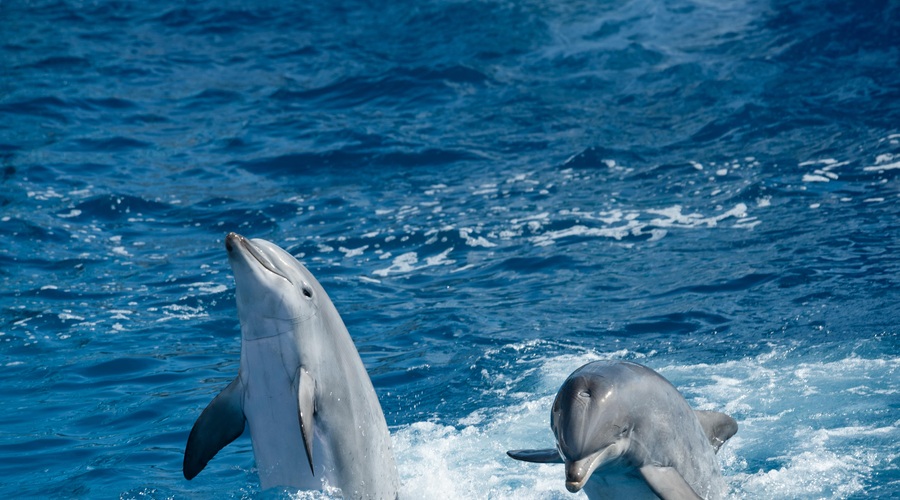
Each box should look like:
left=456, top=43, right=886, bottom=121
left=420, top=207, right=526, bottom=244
left=294, top=366, right=317, bottom=475
left=183, top=377, right=247, bottom=480
left=506, top=448, right=565, bottom=464
left=694, top=410, right=738, bottom=452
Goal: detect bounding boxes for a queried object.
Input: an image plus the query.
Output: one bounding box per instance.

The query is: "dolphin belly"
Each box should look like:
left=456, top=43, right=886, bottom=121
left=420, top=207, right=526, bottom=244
left=241, top=334, right=334, bottom=491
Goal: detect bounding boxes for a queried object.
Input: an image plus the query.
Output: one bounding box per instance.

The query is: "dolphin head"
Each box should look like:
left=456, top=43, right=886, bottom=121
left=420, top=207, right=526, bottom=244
left=551, top=371, right=632, bottom=493
left=225, top=232, right=321, bottom=340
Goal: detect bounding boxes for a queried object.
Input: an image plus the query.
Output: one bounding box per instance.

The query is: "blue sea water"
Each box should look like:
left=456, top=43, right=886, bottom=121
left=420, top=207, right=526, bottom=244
left=1, top=0, right=898, bottom=498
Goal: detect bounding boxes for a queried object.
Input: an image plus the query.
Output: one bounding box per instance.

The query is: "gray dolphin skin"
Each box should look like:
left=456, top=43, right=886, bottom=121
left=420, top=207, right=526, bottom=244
left=183, top=233, right=399, bottom=498
left=507, top=360, right=737, bottom=500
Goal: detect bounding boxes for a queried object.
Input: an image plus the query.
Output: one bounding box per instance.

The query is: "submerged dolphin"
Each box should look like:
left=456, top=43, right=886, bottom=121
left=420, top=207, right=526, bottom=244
left=183, top=233, right=399, bottom=498
left=507, top=360, right=737, bottom=500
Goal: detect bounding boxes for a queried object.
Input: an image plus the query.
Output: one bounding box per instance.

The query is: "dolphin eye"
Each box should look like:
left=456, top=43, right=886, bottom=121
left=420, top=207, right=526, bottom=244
left=302, top=286, right=313, bottom=299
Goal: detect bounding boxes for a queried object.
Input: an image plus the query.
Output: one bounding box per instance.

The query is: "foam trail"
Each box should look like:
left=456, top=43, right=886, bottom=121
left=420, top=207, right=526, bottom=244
left=394, top=403, right=569, bottom=499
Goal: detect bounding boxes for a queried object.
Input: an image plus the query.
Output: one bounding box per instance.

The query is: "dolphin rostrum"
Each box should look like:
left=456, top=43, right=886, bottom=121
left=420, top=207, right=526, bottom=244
left=183, top=233, right=399, bottom=498
left=507, top=360, right=737, bottom=500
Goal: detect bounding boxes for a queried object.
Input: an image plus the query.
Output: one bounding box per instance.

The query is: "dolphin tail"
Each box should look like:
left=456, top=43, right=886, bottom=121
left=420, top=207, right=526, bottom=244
left=293, top=366, right=317, bottom=475
left=694, top=410, right=738, bottom=452
left=506, top=448, right=565, bottom=463
left=183, top=377, right=247, bottom=480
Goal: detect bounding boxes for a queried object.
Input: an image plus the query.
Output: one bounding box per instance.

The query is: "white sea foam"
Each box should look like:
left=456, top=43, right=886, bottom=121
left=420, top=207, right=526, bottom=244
left=459, top=228, right=496, bottom=248
left=800, top=158, right=850, bottom=183
left=373, top=252, right=419, bottom=277
left=394, top=405, right=567, bottom=500
left=109, top=309, right=133, bottom=320
left=472, top=184, right=499, bottom=196
left=27, top=188, right=64, bottom=200
left=862, top=152, right=900, bottom=171
left=647, top=204, right=748, bottom=229
left=57, top=209, right=82, bottom=218
left=372, top=248, right=456, bottom=277
left=526, top=204, right=752, bottom=247
left=156, top=304, right=208, bottom=321
left=184, top=282, right=228, bottom=294
left=863, top=161, right=900, bottom=171
left=531, top=223, right=637, bottom=246
left=339, top=245, right=369, bottom=258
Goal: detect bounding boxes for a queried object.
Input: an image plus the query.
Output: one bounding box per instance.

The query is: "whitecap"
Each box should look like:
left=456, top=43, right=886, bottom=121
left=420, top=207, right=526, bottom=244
left=339, top=245, right=369, bottom=258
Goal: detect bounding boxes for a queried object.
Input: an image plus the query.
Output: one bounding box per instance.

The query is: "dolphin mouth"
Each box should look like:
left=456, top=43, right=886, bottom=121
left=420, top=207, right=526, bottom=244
left=226, top=232, right=291, bottom=283
left=565, top=481, right=585, bottom=493
left=564, top=448, right=609, bottom=493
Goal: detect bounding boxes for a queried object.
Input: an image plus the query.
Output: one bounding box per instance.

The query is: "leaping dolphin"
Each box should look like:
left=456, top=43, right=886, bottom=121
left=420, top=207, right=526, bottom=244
left=183, top=233, right=400, bottom=499
left=507, top=360, right=737, bottom=500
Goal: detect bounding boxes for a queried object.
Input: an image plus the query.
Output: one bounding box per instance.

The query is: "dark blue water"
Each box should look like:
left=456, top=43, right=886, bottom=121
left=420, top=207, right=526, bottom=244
left=1, top=0, right=898, bottom=498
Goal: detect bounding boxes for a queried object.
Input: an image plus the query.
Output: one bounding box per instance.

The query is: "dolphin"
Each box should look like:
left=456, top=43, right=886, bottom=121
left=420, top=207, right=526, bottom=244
left=507, top=360, right=737, bottom=500
left=183, top=233, right=400, bottom=498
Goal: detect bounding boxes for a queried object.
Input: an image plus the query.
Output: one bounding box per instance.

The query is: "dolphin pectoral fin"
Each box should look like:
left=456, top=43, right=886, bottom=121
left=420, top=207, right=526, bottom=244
left=506, top=448, right=565, bottom=464
left=694, top=410, right=738, bottom=452
left=639, top=465, right=702, bottom=500
left=293, top=366, right=317, bottom=475
left=183, top=377, right=246, bottom=480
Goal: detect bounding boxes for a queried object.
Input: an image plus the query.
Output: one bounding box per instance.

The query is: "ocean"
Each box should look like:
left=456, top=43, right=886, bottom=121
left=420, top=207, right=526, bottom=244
left=1, top=0, right=898, bottom=498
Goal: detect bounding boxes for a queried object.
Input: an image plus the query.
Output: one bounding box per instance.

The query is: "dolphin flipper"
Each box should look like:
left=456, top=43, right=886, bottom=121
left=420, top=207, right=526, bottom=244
left=639, top=465, right=703, bottom=500
left=694, top=410, right=738, bottom=452
left=294, top=366, right=317, bottom=475
left=506, top=448, right=565, bottom=463
left=183, top=377, right=246, bottom=480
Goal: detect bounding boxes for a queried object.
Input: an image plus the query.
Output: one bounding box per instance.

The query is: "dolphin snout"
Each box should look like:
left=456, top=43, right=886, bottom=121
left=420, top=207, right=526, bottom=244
left=563, top=449, right=610, bottom=494
left=565, top=463, right=587, bottom=492
left=565, top=479, right=585, bottom=492
left=225, top=232, right=244, bottom=253
left=225, top=232, right=292, bottom=282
